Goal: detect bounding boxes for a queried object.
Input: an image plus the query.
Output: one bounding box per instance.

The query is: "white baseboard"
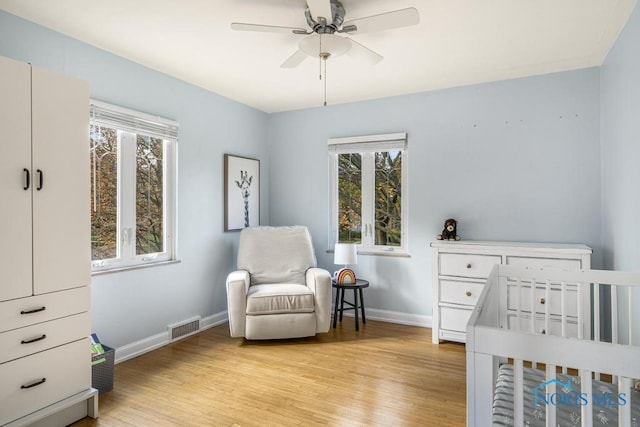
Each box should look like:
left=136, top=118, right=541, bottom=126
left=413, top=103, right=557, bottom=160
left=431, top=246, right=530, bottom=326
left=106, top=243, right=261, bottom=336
left=114, top=311, right=228, bottom=364
left=336, top=307, right=432, bottom=328
left=113, top=309, right=430, bottom=364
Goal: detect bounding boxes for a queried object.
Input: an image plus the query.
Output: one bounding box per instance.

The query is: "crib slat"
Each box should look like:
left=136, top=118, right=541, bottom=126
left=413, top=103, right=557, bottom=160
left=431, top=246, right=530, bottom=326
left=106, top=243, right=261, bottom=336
left=544, top=280, right=550, bottom=337
left=577, top=282, right=584, bottom=340
left=612, top=284, right=619, bottom=385
left=629, top=286, right=634, bottom=346
left=516, top=278, right=522, bottom=332
left=529, top=278, right=537, bottom=369
left=530, top=279, right=535, bottom=334
left=514, top=359, right=524, bottom=427
left=594, top=282, right=600, bottom=342
left=612, top=284, right=619, bottom=344
left=545, top=364, right=556, bottom=427
left=561, top=281, right=568, bottom=374
left=580, top=369, right=592, bottom=427
left=560, top=281, right=566, bottom=337
left=619, top=376, right=632, bottom=427
left=593, top=282, right=601, bottom=381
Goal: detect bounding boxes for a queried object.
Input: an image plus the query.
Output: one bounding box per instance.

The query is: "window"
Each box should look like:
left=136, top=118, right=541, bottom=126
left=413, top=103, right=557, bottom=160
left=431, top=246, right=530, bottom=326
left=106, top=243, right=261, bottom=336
left=328, top=133, right=408, bottom=255
left=90, top=101, right=177, bottom=271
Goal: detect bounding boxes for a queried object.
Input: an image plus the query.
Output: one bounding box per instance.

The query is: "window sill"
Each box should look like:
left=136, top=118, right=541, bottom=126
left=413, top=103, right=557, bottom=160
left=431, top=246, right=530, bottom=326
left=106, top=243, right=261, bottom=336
left=91, top=259, right=181, bottom=276
left=326, top=249, right=410, bottom=258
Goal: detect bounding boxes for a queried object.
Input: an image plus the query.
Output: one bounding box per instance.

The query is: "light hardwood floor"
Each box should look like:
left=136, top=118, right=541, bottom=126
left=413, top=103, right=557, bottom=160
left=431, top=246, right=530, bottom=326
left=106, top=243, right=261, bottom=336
left=73, top=319, right=466, bottom=426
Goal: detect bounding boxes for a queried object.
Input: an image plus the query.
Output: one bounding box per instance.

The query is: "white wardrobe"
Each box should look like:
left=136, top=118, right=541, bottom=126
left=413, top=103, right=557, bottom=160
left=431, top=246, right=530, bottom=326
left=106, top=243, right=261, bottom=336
left=0, top=55, right=97, bottom=426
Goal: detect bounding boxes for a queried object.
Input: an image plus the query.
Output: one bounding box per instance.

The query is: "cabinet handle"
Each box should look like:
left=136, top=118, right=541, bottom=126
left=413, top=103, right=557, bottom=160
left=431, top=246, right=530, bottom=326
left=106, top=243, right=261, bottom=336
left=540, top=329, right=546, bottom=335
left=21, top=378, right=46, bottom=389
left=540, top=298, right=545, bottom=305
left=466, top=263, right=472, bottom=269
left=23, top=168, right=30, bottom=190
left=20, top=306, right=46, bottom=315
left=465, top=291, right=472, bottom=297
left=21, top=334, right=47, bottom=344
left=36, top=169, right=43, bottom=191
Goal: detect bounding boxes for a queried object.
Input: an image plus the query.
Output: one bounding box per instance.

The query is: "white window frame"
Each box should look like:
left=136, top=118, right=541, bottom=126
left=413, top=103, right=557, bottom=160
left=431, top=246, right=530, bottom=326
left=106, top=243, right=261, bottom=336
left=90, top=100, right=178, bottom=272
left=328, top=132, right=408, bottom=256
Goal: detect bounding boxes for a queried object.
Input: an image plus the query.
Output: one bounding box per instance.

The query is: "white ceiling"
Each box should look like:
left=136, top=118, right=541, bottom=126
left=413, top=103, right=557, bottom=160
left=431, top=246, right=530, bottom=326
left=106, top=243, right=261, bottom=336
left=0, top=0, right=636, bottom=113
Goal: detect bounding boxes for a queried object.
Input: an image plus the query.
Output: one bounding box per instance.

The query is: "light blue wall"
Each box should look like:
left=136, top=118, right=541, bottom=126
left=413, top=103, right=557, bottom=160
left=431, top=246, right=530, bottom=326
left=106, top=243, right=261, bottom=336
left=0, top=11, right=270, bottom=348
left=602, top=3, right=640, bottom=271
left=601, top=2, right=640, bottom=342
left=268, top=69, right=602, bottom=317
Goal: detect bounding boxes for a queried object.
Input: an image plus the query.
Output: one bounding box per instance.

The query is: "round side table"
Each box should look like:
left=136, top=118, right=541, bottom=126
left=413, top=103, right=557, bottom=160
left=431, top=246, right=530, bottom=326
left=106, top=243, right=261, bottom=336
left=332, top=279, right=369, bottom=331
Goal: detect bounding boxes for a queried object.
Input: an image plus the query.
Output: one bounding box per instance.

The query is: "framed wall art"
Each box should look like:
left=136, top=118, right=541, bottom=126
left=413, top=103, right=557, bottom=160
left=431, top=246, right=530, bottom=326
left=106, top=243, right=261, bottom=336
left=224, top=154, right=260, bottom=231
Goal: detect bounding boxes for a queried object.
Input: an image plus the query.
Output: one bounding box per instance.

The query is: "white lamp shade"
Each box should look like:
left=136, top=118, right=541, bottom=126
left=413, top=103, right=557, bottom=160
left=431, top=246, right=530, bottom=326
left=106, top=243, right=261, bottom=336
left=299, top=34, right=351, bottom=58
left=334, top=243, right=358, bottom=265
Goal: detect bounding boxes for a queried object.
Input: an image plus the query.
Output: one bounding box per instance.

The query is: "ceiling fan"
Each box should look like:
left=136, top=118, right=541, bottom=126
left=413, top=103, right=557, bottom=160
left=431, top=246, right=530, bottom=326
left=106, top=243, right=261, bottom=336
left=231, top=0, right=420, bottom=69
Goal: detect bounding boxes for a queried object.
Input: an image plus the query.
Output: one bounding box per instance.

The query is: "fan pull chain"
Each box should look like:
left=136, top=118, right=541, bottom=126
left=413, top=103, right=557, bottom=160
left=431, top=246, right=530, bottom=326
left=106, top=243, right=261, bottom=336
left=323, top=57, right=327, bottom=106
left=319, top=34, right=323, bottom=81
left=318, top=33, right=328, bottom=106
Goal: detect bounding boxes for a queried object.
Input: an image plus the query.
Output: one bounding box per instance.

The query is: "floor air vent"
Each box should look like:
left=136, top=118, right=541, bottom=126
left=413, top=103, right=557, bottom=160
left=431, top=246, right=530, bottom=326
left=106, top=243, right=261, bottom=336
left=168, top=316, right=201, bottom=341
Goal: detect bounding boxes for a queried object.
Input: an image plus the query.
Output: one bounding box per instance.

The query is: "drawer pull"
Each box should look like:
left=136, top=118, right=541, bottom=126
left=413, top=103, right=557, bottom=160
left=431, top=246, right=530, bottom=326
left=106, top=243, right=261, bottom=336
left=20, top=306, right=46, bottom=315
left=466, top=263, right=472, bottom=269
left=540, top=329, right=546, bottom=335
left=21, top=378, right=46, bottom=389
left=21, top=334, right=47, bottom=344
left=540, top=298, right=545, bottom=305
left=465, top=291, right=472, bottom=297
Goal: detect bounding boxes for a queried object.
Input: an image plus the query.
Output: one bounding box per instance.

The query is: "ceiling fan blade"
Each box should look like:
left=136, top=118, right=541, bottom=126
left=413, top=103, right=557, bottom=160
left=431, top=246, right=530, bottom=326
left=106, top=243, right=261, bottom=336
left=345, top=38, right=383, bottom=65
left=231, top=22, right=308, bottom=34
left=343, top=7, right=419, bottom=34
left=307, top=0, right=333, bottom=24
left=281, top=49, right=309, bottom=68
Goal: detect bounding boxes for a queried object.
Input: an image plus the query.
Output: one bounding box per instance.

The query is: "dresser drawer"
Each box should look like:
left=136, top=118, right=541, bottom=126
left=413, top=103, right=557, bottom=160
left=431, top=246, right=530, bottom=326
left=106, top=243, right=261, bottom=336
left=439, top=253, right=501, bottom=279
left=0, top=338, right=90, bottom=425
left=506, top=284, right=578, bottom=317
left=505, top=256, right=582, bottom=270
left=506, top=313, right=580, bottom=337
left=0, top=312, right=90, bottom=364
left=440, top=280, right=484, bottom=306
left=0, top=286, right=89, bottom=333
left=439, top=306, right=473, bottom=333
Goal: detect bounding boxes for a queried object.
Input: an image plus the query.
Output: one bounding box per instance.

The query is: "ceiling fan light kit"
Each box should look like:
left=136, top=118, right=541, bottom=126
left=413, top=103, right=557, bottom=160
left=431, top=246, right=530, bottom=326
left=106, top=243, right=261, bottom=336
left=299, top=34, right=350, bottom=58
left=231, top=0, right=419, bottom=106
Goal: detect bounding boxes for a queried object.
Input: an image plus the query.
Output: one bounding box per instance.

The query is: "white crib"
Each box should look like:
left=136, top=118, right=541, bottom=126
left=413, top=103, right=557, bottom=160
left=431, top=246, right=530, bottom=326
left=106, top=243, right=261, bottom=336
left=467, top=265, right=640, bottom=426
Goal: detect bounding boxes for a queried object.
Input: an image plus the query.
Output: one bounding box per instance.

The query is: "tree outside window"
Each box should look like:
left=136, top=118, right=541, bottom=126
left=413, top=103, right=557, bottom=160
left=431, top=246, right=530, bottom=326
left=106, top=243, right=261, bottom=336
left=90, top=101, right=176, bottom=271
left=330, top=133, right=407, bottom=255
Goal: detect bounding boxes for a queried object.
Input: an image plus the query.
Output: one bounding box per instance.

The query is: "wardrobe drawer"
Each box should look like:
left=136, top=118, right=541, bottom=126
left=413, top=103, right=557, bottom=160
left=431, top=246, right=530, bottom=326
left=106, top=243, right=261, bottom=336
left=506, top=284, right=578, bottom=317
left=505, top=256, right=582, bottom=270
left=0, top=312, right=90, bottom=364
left=440, top=280, right=484, bottom=306
left=439, top=306, right=473, bottom=333
left=0, top=338, right=90, bottom=426
left=0, top=286, right=89, bottom=333
left=439, top=253, right=501, bottom=279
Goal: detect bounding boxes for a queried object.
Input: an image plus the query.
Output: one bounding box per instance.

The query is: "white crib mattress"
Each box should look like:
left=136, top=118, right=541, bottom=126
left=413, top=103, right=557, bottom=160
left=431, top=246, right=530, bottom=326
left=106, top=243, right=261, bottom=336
left=492, top=364, right=640, bottom=426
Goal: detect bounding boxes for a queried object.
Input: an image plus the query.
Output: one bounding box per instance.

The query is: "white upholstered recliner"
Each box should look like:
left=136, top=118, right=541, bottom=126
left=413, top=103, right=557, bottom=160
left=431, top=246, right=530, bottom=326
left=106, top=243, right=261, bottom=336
left=226, top=226, right=332, bottom=340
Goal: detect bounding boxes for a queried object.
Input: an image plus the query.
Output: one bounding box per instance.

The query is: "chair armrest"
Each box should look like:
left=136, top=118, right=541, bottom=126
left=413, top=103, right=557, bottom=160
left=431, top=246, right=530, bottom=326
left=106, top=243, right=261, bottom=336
left=306, top=268, right=332, bottom=333
left=226, top=270, right=250, bottom=338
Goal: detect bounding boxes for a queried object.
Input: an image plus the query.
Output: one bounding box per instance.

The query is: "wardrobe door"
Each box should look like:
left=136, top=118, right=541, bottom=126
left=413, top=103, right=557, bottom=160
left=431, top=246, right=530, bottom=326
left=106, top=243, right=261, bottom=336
left=0, top=56, right=32, bottom=301
left=31, top=66, right=91, bottom=295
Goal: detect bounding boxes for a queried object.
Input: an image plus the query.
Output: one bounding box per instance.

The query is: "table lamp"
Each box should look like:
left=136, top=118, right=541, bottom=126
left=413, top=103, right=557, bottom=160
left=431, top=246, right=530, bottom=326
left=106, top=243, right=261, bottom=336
left=334, top=243, right=358, bottom=284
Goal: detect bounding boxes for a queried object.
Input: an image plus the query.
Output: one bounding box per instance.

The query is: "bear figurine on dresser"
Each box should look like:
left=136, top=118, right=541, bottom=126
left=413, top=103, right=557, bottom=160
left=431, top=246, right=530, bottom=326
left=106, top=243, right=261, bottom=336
left=436, top=218, right=461, bottom=241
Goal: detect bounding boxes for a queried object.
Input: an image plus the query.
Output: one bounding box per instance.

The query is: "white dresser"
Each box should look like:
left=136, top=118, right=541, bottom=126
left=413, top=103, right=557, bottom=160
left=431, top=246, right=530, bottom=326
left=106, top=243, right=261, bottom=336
left=0, top=55, right=97, bottom=426
left=430, top=240, right=592, bottom=344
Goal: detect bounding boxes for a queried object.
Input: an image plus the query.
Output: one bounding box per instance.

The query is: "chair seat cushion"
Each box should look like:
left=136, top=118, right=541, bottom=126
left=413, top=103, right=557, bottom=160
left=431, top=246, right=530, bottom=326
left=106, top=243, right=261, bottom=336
left=246, top=284, right=315, bottom=315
